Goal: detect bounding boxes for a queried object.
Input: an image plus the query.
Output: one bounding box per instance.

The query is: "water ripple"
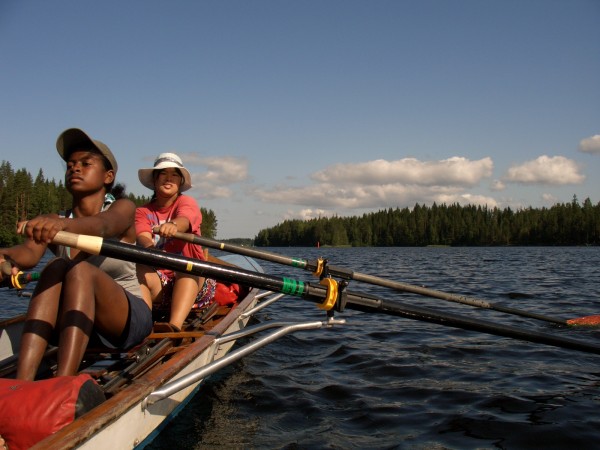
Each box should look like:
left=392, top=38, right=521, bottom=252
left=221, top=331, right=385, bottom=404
left=3, top=247, right=600, bottom=449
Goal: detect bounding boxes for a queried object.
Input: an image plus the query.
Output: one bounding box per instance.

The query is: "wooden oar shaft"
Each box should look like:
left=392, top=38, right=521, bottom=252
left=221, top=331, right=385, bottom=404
left=51, top=231, right=600, bottom=356
left=170, top=232, right=568, bottom=325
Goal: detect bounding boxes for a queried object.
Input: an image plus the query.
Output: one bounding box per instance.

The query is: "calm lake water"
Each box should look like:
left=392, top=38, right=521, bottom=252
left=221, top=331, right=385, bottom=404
left=2, top=246, right=600, bottom=449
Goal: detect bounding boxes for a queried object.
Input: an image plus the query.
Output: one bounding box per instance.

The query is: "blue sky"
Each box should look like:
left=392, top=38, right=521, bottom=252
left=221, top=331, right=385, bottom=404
left=1, top=0, right=599, bottom=239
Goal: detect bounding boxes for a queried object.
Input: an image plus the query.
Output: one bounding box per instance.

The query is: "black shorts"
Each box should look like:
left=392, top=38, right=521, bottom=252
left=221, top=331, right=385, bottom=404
left=92, top=290, right=153, bottom=350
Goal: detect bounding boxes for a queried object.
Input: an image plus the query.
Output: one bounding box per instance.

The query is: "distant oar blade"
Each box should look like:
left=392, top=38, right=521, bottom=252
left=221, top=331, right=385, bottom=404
left=567, top=315, right=600, bottom=326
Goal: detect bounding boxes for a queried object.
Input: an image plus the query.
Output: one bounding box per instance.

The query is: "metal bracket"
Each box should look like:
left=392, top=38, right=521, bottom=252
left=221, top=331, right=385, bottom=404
left=142, top=317, right=346, bottom=410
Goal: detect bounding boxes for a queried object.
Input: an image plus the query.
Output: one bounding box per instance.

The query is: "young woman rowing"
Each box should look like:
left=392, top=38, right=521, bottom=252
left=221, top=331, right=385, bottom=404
left=135, top=153, right=216, bottom=332
left=0, top=128, right=153, bottom=381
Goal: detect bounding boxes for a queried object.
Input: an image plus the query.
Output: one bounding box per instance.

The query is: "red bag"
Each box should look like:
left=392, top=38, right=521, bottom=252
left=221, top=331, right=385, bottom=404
left=0, top=374, right=105, bottom=450
left=213, top=282, right=241, bottom=306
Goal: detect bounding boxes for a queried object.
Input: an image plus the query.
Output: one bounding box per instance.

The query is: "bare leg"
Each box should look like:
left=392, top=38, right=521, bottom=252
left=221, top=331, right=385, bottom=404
left=56, top=262, right=131, bottom=376
left=137, top=264, right=163, bottom=305
left=16, top=258, right=69, bottom=381
left=169, top=274, right=202, bottom=329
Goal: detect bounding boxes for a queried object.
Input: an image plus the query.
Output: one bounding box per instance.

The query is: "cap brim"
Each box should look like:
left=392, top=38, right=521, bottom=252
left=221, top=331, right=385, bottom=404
left=57, top=128, right=94, bottom=160
left=56, top=128, right=118, bottom=174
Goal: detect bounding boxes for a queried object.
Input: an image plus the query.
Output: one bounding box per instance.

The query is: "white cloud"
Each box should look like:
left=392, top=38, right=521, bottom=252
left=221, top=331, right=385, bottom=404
left=491, top=179, right=505, bottom=191
left=256, top=181, right=495, bottom=211
left=179, top=154, right=249, bottom=200
left=283, top=208, right=332, bottom=221
left=541, top=193, right=559, bottom=204
left=435, top=193, right=498, bottom=208
left=255, top=156, right=499, bottom=211
left=186, top=155, right=248, bottom=184
left=257, top=183, right=426, bottom=208
left=192, top=185, right=233, bottom=200
left=579, top=135, right=600, bottom=154
left=311, top=157, right=493, bottom=187
left=504, top=155, right=584, bottom=185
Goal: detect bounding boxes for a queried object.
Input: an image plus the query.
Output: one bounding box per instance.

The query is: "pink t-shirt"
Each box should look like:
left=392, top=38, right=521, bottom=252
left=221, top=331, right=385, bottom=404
left=135, top=195, right=205, bottom=262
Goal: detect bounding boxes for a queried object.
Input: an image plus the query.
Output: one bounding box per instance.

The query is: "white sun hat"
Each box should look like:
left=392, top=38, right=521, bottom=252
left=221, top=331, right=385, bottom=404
left=138, top=153, right=192, bottom=192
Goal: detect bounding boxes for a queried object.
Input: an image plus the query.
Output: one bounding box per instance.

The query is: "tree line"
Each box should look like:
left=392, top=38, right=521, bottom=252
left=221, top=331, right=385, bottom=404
left=0, top=161, right=217, bottom=246
left=254, top=196, right=600, bottom=247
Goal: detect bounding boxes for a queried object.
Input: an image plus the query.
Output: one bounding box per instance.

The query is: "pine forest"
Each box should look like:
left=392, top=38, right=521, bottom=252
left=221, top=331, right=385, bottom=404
left=0, top=161, right=217, bottom=246
left=254, top=198, right=600, bottom=247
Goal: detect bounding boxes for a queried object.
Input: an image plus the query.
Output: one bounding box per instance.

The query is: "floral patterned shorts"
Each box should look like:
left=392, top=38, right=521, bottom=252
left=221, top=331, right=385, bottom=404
left=157, top=270, right=218, bottom=310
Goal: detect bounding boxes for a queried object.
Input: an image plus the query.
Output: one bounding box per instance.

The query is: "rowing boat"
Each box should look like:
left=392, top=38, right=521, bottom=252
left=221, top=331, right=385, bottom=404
left=0, top=254, right=274, bottom=449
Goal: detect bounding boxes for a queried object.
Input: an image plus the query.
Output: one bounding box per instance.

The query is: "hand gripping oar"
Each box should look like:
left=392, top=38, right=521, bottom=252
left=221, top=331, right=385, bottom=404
left=49, top=230, right=600, bottom=356
left=163, top=232, right=573, bottom=326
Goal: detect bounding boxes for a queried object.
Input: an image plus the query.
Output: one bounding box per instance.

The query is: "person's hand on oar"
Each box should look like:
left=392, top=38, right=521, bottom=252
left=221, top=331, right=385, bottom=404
left=0, top=252, right=42, bottom=290
left=0, top=256, right=18, bottom=284
left=0, top=259, right=12, bottom=278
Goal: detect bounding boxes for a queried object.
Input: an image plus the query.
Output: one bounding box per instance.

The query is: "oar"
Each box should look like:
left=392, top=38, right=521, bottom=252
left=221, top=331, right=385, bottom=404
left=567, top=315, right=600, bottom=326
left=48, top=230, right=600, bottom=356
left=164, top=232, right=573, bottom=326
left=0, top=268, right=40, bottom=290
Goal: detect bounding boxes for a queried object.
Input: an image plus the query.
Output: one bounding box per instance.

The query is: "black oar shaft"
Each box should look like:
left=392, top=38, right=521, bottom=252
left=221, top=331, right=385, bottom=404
left=174, top=233, right=568, bottom=325
left=53, top=231, right=600, bottom=356
left=0, top=271, right=40, bottom=289
left=182, top=234, right=310, bottom=270
left=344, top=293, right=600, bottom=355
left=350, top=271, right=567, bottom=325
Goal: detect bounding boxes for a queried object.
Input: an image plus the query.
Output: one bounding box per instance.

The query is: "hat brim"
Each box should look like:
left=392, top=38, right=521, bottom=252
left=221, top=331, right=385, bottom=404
left=56, top=128, right=118, bottom=174
left=138, top=164, right=192, bottom=192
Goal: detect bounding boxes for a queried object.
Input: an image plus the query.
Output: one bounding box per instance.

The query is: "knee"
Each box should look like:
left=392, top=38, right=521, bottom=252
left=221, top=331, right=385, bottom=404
left=137, top=265, right=155, bottom=285
left=32, top=257, right=70, bottom=292
left=63, top=261, right=95, bottom=284
left=41, top=257, right=69, bottom=277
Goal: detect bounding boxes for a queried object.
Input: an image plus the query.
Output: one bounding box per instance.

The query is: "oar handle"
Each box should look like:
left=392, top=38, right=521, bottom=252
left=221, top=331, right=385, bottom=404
left=52, top=231, right=103, bottom=254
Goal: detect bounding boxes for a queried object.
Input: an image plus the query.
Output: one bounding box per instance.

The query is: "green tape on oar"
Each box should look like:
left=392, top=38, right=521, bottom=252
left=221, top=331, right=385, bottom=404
left=281, top=277, right=305, bottom=296
left=290, top=258, right=306, bottom=269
